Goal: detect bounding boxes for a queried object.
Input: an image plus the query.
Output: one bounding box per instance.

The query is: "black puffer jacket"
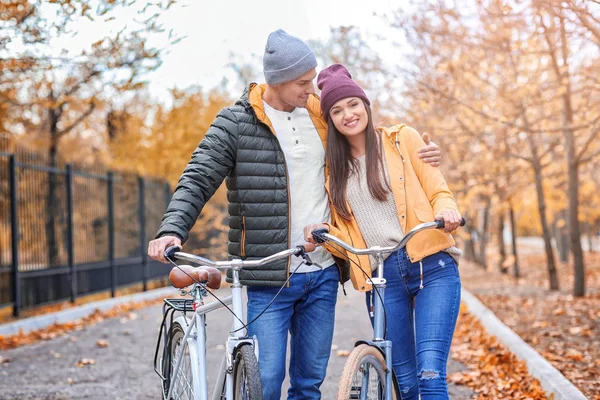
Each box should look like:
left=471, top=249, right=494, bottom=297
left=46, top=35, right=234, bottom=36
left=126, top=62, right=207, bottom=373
left=156, top=83, right=349, bottom=287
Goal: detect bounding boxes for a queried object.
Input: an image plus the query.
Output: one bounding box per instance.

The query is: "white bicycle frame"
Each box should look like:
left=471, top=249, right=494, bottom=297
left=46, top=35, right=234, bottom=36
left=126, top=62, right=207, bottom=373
left=164, top=269, right=251, bottom=400
left=163, top=247, right=302, bottom=400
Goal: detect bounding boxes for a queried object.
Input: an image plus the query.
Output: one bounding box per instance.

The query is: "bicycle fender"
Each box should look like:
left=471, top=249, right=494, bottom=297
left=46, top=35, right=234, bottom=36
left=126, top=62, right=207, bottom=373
left=226, top=337, right=257, bottom=369
left=173, top=315, right=195, bottom=334
left=354, top=340, right=400, bottom=395
left=354, top=340, right=390, bottom=359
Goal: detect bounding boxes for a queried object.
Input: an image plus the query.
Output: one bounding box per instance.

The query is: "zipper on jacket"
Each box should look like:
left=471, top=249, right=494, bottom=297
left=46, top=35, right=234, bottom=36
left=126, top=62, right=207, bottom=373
left=240, top=211, right=247, bottom=258
left=395, top=131, right=411, bottom=261
left=259, top=120, right=292, bottom=283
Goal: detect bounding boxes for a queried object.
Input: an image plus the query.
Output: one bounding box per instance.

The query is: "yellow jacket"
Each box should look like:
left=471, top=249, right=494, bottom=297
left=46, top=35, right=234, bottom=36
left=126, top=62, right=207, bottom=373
left=324, top=124, right=458, bottom=292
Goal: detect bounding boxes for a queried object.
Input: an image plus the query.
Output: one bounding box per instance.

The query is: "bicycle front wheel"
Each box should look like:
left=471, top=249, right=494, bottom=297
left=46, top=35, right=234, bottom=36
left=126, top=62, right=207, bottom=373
left=165, top=322, right=194, bottom=400
left=232, top=344, right=263, bottom=400
left=337, top=344, right=398, bottom=400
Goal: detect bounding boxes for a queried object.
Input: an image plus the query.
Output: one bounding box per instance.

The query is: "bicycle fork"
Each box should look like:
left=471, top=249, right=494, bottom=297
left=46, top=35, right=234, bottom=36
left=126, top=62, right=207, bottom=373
left=216, top=269, right=259, bottom=400
left=369, top=264, right=394, bottom=400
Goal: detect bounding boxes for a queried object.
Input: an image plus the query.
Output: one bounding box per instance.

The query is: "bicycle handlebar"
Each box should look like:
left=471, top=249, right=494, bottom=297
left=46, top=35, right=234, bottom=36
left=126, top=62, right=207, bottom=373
left=312, top=218, right=466, bottom=257
left=164, top=245, right=311, bottom=271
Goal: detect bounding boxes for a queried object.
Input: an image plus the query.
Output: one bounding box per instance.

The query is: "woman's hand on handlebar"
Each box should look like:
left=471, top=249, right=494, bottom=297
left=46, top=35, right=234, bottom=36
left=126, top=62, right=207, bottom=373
left=303, top=223, right=329, bottom=245
left=435, top=209, right=462, bottom=233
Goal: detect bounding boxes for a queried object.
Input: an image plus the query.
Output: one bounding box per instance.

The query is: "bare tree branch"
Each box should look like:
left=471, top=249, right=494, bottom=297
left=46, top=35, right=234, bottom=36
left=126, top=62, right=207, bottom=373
left=57, top=102, right=96, bottom=136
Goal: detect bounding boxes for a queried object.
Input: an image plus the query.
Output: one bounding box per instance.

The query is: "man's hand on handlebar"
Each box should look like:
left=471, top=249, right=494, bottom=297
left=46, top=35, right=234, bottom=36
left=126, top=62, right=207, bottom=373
left=435, top=209, right=463, bottom=233
left=148, top=235, right=182, bottom=263
left=301, top=242, right=317, bottom=253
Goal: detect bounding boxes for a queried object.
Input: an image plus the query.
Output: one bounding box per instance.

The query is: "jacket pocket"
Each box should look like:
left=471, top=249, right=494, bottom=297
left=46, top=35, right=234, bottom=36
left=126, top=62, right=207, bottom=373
left=413, top=207, right=434, bottom=223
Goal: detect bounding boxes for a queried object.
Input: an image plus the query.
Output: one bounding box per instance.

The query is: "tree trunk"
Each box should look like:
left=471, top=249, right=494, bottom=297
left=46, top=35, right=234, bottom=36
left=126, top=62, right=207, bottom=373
left=464, top=216, right=477, bottom=262
left=477, top=197, right=491, bottom=269
left=46, top=106, right=60, bottom=268
left=508, top=200, right=520, bottom=278
left=498, top=212, right=507, bottom=273
left=587, top=224, right=594, bottom=253
left=558, top=226, right=569, bottom=263
left=568, top=150, right=585, bottom=296
left=557, top=6, right=585, bottom=296
left=532, top=162, right=559, bottom=290
left=562, top=76, right=585, bottom=296
left=554, top=211, right=569, bottom=263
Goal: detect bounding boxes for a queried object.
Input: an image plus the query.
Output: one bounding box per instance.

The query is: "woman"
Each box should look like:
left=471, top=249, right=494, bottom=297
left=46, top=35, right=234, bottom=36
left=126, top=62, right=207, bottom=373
left=304, top=64, right=462, bottom=400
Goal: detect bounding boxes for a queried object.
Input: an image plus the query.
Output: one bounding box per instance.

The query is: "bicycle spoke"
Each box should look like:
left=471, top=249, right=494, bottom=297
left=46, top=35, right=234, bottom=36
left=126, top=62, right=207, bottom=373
left=348, top=360, right=385, bottom=399
left=171, top=335, right=194, bottom=400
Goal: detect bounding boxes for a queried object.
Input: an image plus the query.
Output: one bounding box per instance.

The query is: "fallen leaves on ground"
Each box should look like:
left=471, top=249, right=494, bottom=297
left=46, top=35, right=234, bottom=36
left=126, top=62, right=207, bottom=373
left=75, top=358, right=96, bottom=367
left=336, top=349, right=351, bottom=357
left=0, top=297, right=166, bottom=350
left=96, top=339, right=109, bottom=348
left=460, top=250, right=600, bottom=399
left=0, top=278, right=171, bottom=324
left=449, top=304, right=548, bottom=399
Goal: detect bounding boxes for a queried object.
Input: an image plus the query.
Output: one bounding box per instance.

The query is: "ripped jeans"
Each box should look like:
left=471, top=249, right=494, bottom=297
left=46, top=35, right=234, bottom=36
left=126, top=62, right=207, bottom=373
left=366, top=248, right=461, bottom=400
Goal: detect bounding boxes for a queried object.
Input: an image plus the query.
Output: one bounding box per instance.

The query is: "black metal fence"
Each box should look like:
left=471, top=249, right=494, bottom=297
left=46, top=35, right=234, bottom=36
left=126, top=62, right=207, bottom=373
left=0, top=147, right=173, bottom=317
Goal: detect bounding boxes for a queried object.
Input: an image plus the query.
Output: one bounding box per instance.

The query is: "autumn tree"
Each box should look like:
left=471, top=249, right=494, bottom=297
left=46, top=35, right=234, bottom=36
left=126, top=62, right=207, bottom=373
left=533, top=0, right=600, bottom=296
left=108, top=86, right=232, bottom=255
left=1, top=0, right=179, bottom=267
left=387, top=0, right=599, bottom=293
left=309, top=26, right=393, bottom=120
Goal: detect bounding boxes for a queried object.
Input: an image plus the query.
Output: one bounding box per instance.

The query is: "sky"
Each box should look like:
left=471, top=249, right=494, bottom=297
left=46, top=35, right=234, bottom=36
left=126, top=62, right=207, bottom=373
left=144, top=0, right=400, bottom=93
left=82, top=0, right=405, bottom=98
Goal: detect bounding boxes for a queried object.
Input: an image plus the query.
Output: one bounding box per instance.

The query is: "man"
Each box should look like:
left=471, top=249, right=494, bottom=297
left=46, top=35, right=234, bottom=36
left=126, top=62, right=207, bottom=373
left=148, top=29, right=441, bottom=400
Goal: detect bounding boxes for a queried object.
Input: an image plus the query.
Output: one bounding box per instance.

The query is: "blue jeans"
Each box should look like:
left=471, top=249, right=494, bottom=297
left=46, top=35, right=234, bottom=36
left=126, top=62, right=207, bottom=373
left=247, top=265, right=339, bottom=400
left=366, top=249, right=461, bottom=400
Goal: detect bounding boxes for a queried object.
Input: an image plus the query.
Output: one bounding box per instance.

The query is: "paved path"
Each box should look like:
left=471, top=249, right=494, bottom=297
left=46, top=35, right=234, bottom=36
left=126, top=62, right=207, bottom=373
left=0, top=286, right=474, bottom=399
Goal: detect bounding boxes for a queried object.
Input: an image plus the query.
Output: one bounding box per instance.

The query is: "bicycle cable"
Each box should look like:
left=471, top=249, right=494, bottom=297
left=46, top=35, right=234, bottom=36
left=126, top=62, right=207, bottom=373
left=166, top=249, right=314, bottom=336
left=311, top=231, right=389, bottom=340
left=166, top=258, right=248, bottom=335
left=230, top=259, right=308, bottom=334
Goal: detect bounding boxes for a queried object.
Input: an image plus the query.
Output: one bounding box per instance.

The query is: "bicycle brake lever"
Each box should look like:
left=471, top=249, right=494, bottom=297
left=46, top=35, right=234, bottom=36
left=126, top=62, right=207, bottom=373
left=164, top=245, right=181, bottom=261
left=311, top=228, right=328, bottom=244
left=295, top=245, right=314, bottom=266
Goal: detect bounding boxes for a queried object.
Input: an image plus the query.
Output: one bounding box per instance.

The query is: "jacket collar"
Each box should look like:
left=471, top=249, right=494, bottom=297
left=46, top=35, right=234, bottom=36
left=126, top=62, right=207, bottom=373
left=380, top=124, right=406, bottom=138
left=246, top=83, right=327, bottom=146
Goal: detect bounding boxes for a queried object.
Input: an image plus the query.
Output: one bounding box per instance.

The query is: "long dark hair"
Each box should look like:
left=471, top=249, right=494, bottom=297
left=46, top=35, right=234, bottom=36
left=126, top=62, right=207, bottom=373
left=327, top=100, right=390, bottom=220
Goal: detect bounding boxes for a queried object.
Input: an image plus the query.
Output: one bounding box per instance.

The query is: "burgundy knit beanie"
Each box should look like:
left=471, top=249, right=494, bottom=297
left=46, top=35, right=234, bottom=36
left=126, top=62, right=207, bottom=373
left=317, top=64, right=370, bottom=117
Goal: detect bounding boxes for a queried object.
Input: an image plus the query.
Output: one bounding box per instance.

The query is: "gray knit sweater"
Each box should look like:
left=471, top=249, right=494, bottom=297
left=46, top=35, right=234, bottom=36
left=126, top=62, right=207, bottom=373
left=346, top=154, right=461, bottom=270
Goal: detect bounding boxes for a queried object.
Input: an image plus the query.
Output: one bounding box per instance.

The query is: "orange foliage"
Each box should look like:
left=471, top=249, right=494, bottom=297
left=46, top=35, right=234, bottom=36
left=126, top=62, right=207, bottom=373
left=461, top=252, right=600, bottom=398
left=450, top=304, right=549, bottom=399
left=0, top=297, right=166, bottom=350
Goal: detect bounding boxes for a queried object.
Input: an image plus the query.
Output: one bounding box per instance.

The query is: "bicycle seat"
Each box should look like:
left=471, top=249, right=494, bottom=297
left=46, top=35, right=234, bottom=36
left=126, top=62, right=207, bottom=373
left=169, top=265, right=221, bottom=289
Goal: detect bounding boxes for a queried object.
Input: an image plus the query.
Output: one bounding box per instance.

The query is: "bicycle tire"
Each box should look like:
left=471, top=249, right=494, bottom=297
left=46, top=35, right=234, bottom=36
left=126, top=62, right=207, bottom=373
left=232, top=344, right=263, bottom=400
left=337, top=344, right=399, bottom=400
left=164, top=322, right=194, bottom=400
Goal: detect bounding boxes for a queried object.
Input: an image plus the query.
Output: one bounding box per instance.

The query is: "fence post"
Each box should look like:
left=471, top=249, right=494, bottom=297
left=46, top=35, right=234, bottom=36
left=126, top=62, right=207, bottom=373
left=108, top=171, right=115, bottom=297
left=164, top=181, right=171, bottom=209
left=9, top=155, right=20, bottom=317
left=66, top=164, right=76, bottom=303
left=138, top=176, right=147, bottom=291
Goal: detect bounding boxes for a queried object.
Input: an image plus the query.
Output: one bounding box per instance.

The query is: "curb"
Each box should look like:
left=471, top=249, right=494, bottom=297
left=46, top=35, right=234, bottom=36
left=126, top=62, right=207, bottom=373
left=0, top=286, right=179, bottom=337
left=461, top=288, right=588, bottom=400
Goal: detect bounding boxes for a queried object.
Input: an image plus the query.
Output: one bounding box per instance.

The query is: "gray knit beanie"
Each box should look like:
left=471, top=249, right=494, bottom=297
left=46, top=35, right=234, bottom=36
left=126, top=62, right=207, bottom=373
left=263, top=29, right=317, bottom=85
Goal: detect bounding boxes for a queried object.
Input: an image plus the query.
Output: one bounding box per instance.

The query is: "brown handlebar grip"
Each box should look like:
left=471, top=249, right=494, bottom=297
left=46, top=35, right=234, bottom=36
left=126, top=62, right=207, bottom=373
left=169, top=265, right=222, bottom=290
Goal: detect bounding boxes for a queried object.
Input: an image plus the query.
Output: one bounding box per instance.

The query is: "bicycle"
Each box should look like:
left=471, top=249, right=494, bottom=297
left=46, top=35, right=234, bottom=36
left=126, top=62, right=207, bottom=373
left=311, top=218, right=465, bottom=400
left=153, top=245, right=314, bottom=400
